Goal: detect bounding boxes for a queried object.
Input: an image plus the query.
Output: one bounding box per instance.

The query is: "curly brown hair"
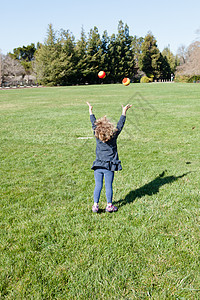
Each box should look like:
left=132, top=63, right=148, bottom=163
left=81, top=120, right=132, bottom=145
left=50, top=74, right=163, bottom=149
left=94, top=116, right=117, bottom=142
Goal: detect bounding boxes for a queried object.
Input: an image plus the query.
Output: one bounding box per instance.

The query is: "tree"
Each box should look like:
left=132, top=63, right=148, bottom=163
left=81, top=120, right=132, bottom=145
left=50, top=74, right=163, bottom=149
left=8, top=44, right=36, bottom=78
left=139, top=32, right=162, bottom=79
left=99, top=30, right=110, bottom=83
left=107, top=21, right=136, bottom=83
left=177, top=44, right=188, bottom=65
left=35, top=24, right=60, bottom=85
left=162, top=47, right=179, bottom=74
left=0, top=54, right=25, bottom=85
left=85, top=26, right=102, bottom=83
left=131, top=36, right=144, bottom=67
left=115, top=20, right=135, bottom=81
left=56, top=29, right=77, bottom=85
left=176, top=41, right=200, bottom=76
left=107, top=33, right=118, bottom=83
left=159, top=53, right=171, bottom=80
left=9, top=44, right=36, bottom=61
left=76, top=27, right=88, bottom=84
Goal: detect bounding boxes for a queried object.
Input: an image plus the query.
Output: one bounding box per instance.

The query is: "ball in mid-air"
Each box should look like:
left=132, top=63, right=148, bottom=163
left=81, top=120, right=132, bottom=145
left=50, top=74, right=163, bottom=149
left=98, top=71, right=106, bottom=79
left=122, top=78, right=130, bottom=86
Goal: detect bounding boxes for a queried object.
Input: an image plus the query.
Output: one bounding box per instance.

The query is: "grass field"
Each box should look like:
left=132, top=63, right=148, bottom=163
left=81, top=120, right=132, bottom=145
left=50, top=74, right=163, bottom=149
left=0, top=83, right=199, bottom=299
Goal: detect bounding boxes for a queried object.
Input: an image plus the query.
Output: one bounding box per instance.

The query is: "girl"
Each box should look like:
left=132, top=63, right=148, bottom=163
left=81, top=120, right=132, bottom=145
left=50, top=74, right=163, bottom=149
left=87, top=102, right=132, bottom=213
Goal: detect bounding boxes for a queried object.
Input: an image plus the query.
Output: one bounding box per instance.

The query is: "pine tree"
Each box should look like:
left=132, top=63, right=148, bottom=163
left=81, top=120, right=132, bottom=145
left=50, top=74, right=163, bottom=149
left=56, top=29, right=77, bottom=85
left=76, top=27, right=88, bottom=84
left=99, top=30, right=110, bottom=83
left=107, top=33, right=118, bottom=83
left=35, top=24, right=60, bottom=85
left=131, top=36, right=144, bottom=67
left=114, top=20, right=135, bottom=82
left=139, top=32, right=161, bottom=79
left=86, top=26, right=102, bottom=83
left=162, top=47, right=178, bottom=74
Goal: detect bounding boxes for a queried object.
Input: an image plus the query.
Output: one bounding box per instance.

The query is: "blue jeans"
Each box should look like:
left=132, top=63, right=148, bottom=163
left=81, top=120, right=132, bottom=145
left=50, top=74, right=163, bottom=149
left=94, top=168, right=114, bottom=204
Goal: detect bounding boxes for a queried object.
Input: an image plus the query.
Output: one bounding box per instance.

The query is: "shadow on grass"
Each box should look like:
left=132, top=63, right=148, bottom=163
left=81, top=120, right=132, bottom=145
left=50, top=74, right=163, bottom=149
left=114, top=171, right=191, bottom=208
left=98, top=208, right=106, bottom=214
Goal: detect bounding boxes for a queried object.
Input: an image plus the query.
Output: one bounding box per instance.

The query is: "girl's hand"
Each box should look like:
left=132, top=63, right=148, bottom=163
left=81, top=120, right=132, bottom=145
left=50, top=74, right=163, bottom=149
left=86, top=102, right=93, bottom=109
left=122, top=104, right=132, bottom=116
left=86, top=102, right=93, bottom=115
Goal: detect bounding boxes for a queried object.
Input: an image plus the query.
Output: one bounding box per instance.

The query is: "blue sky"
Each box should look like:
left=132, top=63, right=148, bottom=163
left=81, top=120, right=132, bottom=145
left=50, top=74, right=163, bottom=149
left=0, top=0, right=199, bottom=55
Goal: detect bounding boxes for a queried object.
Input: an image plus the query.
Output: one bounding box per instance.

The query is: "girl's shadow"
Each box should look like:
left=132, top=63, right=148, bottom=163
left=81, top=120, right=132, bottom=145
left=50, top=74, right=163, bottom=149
left=114, top=171, right=191, bottom=208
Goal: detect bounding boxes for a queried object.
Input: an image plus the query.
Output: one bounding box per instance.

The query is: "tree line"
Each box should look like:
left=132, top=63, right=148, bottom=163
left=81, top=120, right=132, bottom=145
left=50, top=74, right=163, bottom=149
left=34, top=21, right=178, bottom=85
left=1, top=20, right=194, bottom=86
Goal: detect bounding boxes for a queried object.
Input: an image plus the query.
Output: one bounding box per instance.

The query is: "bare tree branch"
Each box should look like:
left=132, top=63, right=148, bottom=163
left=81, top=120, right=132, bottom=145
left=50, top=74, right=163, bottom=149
left=176, top=41, right=200, bottom=76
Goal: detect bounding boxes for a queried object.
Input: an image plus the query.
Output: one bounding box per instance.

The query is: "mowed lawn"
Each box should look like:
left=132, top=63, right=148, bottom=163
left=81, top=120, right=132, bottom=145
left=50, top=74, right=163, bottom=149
left=0, top=83, right=199, bottom=299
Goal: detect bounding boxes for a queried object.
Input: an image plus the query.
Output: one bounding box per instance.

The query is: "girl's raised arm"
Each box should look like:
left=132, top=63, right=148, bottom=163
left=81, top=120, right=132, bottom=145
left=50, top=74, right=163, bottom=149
left=87, top=102, right=96, bottom=130
left=122, top=104, right=132, bottom=116
left=86, top=102, right=93, bottom=115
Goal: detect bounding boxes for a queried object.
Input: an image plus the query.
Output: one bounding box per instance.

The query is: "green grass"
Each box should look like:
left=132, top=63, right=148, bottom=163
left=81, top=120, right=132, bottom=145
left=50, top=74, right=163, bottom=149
left=0, top=83, right=199, bottom=299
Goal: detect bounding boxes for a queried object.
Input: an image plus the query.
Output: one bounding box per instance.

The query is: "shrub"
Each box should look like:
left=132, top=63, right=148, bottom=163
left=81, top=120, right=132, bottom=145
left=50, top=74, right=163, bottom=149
left=187, top=75, right=200, bottom=83
left=149, top=75, right=154, bottom=82
left=140, top=75, right=153, bottom=83
left=174, top=75, right=189, bottom=83
left=140, top=76, right=151, bottom=83
left=175, top=74, right=200, bottom=83
left=46, top=82, right=55, bottom=87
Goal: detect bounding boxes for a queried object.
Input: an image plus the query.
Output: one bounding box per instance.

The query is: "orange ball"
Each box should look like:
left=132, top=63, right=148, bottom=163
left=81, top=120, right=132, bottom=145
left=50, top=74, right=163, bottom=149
left=98, top=71, right=106, bottom=79
left=122, top=78, right=130, bottom=86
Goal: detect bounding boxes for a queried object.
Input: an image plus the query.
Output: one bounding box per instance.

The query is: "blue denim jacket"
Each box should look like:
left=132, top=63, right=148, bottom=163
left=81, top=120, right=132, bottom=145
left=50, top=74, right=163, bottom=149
left=90, top=114, right=126, bottom=171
